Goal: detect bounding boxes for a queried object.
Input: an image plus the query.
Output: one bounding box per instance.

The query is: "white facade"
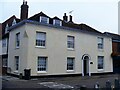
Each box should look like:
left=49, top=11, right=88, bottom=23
left=8, top=22, right=113, bottom=76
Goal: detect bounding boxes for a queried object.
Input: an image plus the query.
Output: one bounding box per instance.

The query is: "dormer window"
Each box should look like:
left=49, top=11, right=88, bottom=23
left=12, top=19, right=16, bottom=26
left=53, top=19, right=62, bottom=26
left=40, top=16, right=49, bottom=24
left=5, top=24, right=9, bottom=34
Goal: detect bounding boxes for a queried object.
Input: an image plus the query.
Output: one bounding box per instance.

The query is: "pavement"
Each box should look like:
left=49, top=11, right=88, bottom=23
left=1, top=74, right=120, bottom=90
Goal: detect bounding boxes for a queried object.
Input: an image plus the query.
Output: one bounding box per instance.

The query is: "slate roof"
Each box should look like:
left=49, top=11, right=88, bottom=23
left=2, top=15, right=20, bottom=36
left=29, top=12, right=50, bottom=22
left=104, top=32, right=120, bottom=42
left=8, top=19, right=109, bottom=39
left=52, top=16, right=62, bottom=20
left=6, top=11, right=118, bottom=38
left=28, top=11, right=103, bottom=35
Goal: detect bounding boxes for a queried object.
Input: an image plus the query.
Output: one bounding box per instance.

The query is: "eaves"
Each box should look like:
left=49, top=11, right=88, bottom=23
left=8, top=20, right=110, bottom=38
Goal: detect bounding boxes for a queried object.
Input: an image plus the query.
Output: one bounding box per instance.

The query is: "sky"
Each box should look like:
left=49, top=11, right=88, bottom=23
left=0, top=0, right=119, bottom=34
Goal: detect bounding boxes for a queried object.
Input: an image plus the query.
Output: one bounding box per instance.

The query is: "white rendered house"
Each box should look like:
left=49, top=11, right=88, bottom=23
left=7, top=13, right=113, bottom=77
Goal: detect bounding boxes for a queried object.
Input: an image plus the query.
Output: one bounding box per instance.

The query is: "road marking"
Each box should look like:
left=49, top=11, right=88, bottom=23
left=38, top=82, right=74, bottom=89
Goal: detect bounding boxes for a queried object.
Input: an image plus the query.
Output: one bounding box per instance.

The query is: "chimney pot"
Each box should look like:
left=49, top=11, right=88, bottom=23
left=69, top=15, right=73, bottom=22
left=25, top=1, right=27, bottom=5
left=63, top=13, right=68, bottom=22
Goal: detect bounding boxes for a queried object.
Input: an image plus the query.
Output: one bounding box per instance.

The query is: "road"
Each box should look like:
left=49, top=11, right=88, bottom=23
left=2, top=74, right=120, bottom=90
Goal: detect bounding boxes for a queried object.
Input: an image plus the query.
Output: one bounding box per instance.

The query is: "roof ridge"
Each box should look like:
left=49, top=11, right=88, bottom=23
left=2, top=15, right=16, bottom=23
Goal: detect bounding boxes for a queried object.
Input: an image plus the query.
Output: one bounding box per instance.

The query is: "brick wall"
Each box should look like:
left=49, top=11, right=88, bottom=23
left=112, top=42, right=120, bottom=55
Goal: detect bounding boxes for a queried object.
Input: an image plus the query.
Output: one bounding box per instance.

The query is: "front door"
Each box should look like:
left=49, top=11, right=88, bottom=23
left=82, top=54, right=90, bottom=76
left=83, top=60, right=88, bottom=76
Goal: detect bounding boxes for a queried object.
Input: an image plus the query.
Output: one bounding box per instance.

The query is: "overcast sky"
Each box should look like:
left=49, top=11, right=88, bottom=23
left=0, top=0, right=119, bottom=34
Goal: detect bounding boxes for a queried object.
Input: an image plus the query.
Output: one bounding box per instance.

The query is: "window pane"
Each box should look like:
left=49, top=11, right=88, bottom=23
left=40, top=16, right=48, bottom=24
left=98, top=38, right=102, bottom=43
left=37, top=57, right=47, bottom=71
left=2, top=38, right=7, bottom=47
left=98, top=44, right=103, bottom=49
left=36, top=32, right=45, bottom=40
left=98, top=56, right=104, bottom=69
left=67, top=36, right=74, bottom=49
left=36, top=32, right=46, bottom=47
left=3, top=58, right=7, bottom=67
left=12, top=19, right=16, bottom=26
left=16, top=33, right=20, bottom=48
left=98, top=37, right=103, bottom=49
left=5, top=24, right=9, bottom=33
left=15, top=56, right=19, bottom=70
left=67, top=58, right=74, bottom=70
left=54, top=19, right=61, bottom=26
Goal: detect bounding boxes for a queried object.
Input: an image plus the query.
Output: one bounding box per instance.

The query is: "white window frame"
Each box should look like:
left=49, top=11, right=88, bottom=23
left=12, top=19, right=16, bottom=26
left=15, top=32, right=20, bottom=48
left=53, top=19, right=62, bottom=26
left=98, top=37, right=104, bottom=49
left=5, top=24, right=9, bottom=34
left=39, top=16, right=49, bottom=24
left=98, top=56, right=104, bottom=70
left=15, top=56, right=19, bottom=71
left=67, top=36, right=75, bottom=50
left=37, top=57, right=47, bottom=73
left=2, top=58, right=7, bottom=67
left=36, top=32, right=46, bottom=48
left=67, top=57, right=75, bottom=72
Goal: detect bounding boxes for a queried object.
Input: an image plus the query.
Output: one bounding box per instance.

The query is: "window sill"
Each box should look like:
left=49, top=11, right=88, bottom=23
left=37, top=71, right=47, bottom=73
left=35, top=46, right=46, bottom=49
left=98, top=69, right=104, bottom=72
left=2, top=53, right=8, bottom=55
left=67, top=70, right=74, bottom=73
left=3, top=66, right=7, bottom=67
left=15, top=47, right=20, bottom=49
left=98, top=49, right=104, bottom=52
left=13, top=70, right=19, bottom=74
left=67, top=48, right=75, bottom=51
left=14, top=70, right=18, bottom=72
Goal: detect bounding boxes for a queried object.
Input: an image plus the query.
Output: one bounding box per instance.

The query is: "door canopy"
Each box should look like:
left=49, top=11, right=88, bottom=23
left=82, top=54, right=91, bottom=60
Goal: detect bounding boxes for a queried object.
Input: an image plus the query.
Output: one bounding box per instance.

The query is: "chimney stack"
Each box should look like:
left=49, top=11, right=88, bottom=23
left=20, top=0, right=29, bottom=21
left=63, top=13, right=68, bottom=22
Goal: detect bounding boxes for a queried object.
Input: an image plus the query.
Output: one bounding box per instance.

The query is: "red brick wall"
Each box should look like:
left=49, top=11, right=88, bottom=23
left=113, top=42, right=117, bottom=52
left=112, top=42, right=120, bottom=54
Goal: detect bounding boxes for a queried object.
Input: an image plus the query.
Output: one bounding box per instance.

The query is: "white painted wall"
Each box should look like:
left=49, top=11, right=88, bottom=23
left=8, top=24, right=28, bottom=75
left=8, top=23, right=113, bottom=76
